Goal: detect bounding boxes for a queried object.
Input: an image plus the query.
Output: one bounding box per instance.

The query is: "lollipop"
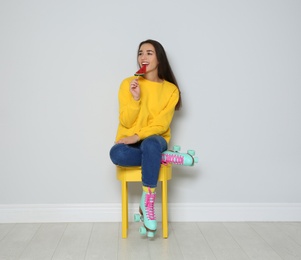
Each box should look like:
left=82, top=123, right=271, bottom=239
left=134, top=65, right=147, bottom=76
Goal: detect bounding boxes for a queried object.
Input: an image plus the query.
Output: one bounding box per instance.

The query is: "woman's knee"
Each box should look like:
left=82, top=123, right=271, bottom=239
left=109, top=144, right=125, bottom=165
left=141, top=135, right=167, bottom=152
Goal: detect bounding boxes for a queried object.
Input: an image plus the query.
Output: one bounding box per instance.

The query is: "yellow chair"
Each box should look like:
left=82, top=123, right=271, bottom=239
left=116, top=164, right=172, bottom=239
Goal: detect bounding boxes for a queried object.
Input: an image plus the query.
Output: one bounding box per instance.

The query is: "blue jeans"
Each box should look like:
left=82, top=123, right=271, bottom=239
left=110, top=135, right=167, bottom=188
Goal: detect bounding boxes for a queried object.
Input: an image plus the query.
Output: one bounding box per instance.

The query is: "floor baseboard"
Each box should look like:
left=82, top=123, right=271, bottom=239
left=0, top=203, right=300, bottom=223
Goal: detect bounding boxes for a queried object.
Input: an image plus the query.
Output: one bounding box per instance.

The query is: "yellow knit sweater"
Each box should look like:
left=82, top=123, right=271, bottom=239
left=115, top=76, right=179, bottom=143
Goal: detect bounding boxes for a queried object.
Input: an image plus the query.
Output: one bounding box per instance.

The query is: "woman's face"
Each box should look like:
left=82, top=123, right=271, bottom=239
left=137, top=43, right=159, bottom=75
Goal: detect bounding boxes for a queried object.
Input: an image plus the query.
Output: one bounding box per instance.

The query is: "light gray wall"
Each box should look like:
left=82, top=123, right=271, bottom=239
left=1, top=0, right=300, bottom=205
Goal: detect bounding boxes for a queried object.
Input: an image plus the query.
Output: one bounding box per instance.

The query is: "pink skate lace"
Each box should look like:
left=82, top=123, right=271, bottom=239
left=161, top=154, right=184, bottom=165
left=145, top=188, right=156, bottom=220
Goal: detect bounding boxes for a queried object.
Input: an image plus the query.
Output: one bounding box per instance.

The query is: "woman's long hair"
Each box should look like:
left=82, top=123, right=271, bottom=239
left=137, top=39, right=182, bottom=110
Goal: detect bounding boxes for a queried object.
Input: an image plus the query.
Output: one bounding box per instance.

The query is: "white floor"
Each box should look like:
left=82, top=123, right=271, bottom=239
left=0, top=222, right=301, bottom=260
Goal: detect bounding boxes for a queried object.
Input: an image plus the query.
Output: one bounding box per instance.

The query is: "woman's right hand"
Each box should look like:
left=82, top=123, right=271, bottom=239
left=129, top=79, right=140, bottom=101
left=116, top=134, right=140, bottom=144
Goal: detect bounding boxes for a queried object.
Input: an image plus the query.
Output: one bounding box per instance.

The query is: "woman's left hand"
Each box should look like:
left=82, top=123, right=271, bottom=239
left=116, top=134, right=140, bottom=144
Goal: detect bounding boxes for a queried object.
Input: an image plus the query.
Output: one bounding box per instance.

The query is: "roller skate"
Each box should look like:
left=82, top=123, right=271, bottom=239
left=161, top=145, right=198, bottom=166
left=134, top=188, right=157, bottom=238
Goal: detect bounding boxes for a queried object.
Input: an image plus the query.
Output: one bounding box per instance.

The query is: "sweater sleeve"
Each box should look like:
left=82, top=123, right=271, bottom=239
left=118, top=78, right=141, bottom=128
left=136, top=88, right=179, bottom=140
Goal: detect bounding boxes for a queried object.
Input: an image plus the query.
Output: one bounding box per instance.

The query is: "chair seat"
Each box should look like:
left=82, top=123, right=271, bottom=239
left=116, top=164, right=172, bottom=182
left=116, top=164, right=172, bottom=238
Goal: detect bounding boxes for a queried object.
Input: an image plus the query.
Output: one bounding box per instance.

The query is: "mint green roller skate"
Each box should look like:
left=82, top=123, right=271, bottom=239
left=134, top=188, right=157, bottom=238
left=161, top=145, right=198, bottom=166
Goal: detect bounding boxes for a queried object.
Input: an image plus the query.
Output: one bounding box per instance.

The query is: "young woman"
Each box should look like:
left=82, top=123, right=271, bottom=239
left=110, top=39, right=181, bottom=237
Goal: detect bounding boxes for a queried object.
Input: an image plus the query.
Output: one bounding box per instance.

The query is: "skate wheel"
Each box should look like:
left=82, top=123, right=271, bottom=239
left=173, top=145, right=181, bottom=152
left=139, top=226, right=147, bottom=235
left=187, top=150, right=195, bottom=156
left=134, top=214, right=141, bottom=222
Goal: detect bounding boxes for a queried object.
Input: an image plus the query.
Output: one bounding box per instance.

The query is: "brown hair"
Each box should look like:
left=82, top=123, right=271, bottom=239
left=138, top=39, right=182, bottom=110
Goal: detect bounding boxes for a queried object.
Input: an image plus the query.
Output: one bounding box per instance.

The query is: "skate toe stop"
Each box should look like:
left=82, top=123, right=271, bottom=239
left=147, top=231, right=155, bottom=238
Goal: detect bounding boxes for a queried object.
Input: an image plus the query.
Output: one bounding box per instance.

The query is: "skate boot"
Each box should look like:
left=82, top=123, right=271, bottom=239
left=134, top=187, right=157, bottom=238
left=161, top=145, right=199, bottom=166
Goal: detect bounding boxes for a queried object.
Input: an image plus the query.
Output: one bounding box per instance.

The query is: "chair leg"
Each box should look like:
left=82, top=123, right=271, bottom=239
left=161, top=179, right=169, bottom=238
left=121, top=180, right=128, bottom=238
